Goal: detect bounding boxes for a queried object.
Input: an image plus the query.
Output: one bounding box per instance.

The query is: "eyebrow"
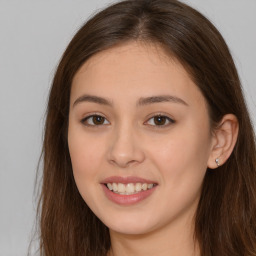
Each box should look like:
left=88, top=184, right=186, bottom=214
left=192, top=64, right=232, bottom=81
left=137, top=95, right=188, bottom=107
left=73, top=95, right=113, bottom=107
left=72, top=94, right=188, bottom=108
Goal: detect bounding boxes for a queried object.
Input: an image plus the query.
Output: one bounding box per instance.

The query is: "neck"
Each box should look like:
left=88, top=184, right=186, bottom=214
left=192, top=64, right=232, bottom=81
left=108, top=212, right=200, bottom=256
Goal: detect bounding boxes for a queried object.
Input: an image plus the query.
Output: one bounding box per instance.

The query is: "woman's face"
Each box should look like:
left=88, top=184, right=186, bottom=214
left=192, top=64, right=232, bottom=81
left=68, top=42, right=214, bottom=235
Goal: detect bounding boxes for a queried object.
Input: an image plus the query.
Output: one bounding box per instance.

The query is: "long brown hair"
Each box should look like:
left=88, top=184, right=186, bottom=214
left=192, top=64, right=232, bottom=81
left=36, top=0, right=256, bottom=255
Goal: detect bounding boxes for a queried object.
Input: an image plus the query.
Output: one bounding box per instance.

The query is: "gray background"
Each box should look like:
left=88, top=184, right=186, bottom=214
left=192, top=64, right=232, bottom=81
left=0, top=0, right=255, bottom=255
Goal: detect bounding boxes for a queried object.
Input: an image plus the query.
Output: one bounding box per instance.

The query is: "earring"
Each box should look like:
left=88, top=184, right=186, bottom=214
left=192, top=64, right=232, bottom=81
left=215, top=158, right=220, bottom=167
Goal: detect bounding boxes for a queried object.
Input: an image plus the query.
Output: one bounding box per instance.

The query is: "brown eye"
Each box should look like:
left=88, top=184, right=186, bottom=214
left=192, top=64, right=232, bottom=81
left=92, top=115, right=105, bottom=125
left=154, top=116, right=167, bottom=125
left=146, top=115, right=175, bottom=127
left=82, top=115, right=110, bottom=126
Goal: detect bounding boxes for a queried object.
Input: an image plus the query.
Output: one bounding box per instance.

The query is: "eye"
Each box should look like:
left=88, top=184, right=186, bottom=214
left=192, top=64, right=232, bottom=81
left=146, top=115, right=175, bottom=127
left=81, top=114, right=110, bottom=126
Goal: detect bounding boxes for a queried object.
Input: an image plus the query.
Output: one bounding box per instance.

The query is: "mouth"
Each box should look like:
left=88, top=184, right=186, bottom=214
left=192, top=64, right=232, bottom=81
left=104, top=182, right=157, bottom=195
left=101, top=176, right=158, bottom=205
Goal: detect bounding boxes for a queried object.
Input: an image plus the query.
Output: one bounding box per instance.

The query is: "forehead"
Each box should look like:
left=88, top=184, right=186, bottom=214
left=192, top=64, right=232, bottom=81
left=71, top=41, right=206, bottom=108
left=73, top=41, right=180, bottom=83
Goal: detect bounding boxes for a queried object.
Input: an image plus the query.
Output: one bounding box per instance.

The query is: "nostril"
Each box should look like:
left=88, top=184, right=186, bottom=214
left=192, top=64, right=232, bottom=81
left=108, top=159, right=139, bottom=168
left=107, top=135, right=145, bottom=167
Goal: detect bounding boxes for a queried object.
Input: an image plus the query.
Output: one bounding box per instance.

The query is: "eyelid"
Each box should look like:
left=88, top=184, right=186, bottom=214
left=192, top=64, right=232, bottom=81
left=144, top=113, right=176, bottom=128
left=81, top=113, right=110, bottom=126
left=80, top=112, right=175, bottom=128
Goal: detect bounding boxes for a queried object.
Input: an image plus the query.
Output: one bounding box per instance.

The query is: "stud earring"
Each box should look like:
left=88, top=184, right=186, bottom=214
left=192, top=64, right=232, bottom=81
left=215, top=158, right=220, bottom=167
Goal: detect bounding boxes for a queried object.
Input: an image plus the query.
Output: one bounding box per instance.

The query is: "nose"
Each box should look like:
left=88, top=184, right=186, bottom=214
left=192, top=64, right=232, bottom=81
left=107, top=124, right=145, bottom=168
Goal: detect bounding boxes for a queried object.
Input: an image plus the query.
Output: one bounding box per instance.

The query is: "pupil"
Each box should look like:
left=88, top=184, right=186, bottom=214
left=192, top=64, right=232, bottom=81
left=93, top=116, right=104, bottom=124
left=154, top=116, right=166, bottom=125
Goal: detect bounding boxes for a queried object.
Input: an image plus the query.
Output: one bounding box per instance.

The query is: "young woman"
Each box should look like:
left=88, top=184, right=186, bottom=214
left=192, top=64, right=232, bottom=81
left=37, top=0, right=256, bottom=255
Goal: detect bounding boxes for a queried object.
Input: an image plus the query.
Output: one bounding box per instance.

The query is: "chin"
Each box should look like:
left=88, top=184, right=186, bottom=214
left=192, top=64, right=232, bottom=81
left=101, top=212, right=158, bottom=236
left=108, top=223, right=153, bottom=236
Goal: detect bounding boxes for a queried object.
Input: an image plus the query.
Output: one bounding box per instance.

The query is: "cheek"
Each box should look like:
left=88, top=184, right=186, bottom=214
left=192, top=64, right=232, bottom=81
left=145, top=128, right=211, bottom=219
left=69, top=126, right=102, bottom=166
left=147, top=123, right=211, bottom=186
left=68, top=126, right=106, bottom=191
left=68, top=128, right=107, bottom=214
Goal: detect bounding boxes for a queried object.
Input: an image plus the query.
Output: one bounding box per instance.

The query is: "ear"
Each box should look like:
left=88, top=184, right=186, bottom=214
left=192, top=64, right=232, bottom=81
left=207, top=114, right=239, bottom=169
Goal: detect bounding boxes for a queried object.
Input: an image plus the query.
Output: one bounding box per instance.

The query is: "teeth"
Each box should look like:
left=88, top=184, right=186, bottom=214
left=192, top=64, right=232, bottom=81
left=126, top=183, right=135, bottom=193
left=142, top=183, right=147, bottom=191
left=106, top=182, right=155, bottom=195
left=135, top=183, right=142, bottom=192
left=112, top=183, right=118, bottom=192
left=147, top=184, right=153, bottom=189
left=107, top=183, right=112, bottom=190
left=117, top=183, right=125, bottom=193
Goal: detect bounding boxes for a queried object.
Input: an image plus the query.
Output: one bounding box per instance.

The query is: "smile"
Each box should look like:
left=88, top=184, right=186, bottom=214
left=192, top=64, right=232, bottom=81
left=106, top=182, right=155, bottom=195
left=101, top=176, right=158, bottom=205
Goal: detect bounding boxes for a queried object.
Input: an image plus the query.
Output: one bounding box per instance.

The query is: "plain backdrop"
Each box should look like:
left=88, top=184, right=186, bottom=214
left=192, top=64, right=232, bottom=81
left=0, top=0, right=255, bottom=255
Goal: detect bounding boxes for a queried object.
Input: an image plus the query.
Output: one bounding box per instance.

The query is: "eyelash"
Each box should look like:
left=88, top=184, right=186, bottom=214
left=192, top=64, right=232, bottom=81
left=81, top=114, right=110, bottom=127
left=81, top=113, right=175, bottom=128
left=145, top=114, right=175, bottom=128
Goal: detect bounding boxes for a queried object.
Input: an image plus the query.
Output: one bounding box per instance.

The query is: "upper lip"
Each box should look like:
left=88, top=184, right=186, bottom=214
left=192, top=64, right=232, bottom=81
left=101, top=176, right=157, bottom=184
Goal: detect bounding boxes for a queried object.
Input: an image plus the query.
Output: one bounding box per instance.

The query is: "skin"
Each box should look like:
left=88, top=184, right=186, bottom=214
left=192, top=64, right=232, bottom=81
left=68, top=41, right=237, bottom=256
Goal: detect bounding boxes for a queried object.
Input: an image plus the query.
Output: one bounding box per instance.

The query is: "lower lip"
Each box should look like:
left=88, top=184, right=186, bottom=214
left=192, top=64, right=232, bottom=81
left=101, top=184, right=157, bottom=205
